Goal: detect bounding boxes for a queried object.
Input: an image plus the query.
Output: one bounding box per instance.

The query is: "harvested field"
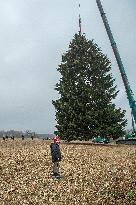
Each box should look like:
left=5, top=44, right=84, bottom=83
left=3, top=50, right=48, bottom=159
left=0, top=139, right=136, bottom=205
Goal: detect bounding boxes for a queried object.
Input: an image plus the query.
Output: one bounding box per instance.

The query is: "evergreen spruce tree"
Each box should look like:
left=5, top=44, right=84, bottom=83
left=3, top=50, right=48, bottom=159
left=53, top=33, right=127, bottom=141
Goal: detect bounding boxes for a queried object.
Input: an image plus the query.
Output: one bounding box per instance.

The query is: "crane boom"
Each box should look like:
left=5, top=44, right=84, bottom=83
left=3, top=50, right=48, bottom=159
left=96, top=0, right=136, bottom=125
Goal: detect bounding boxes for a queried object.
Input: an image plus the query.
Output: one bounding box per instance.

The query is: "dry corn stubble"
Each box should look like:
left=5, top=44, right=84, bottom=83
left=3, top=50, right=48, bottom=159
left=0, top=139, right=136, bottom=205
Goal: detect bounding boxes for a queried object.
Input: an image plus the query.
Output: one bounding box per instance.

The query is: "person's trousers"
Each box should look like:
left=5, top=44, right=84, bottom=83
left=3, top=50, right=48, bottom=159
left=53, top=162, right=60, bottom=174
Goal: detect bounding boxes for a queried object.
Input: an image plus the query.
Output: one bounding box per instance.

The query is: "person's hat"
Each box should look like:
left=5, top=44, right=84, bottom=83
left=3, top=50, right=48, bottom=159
left=51, top=136, right=60, bottom=143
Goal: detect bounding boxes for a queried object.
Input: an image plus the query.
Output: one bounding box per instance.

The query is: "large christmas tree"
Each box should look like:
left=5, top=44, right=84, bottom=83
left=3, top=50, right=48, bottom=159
left=53, top=33, right=127, bottom=141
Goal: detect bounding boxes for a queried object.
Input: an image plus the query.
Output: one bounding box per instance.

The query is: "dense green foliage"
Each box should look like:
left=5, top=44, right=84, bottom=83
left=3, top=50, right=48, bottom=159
left=53, top=33, right=127, bottom=141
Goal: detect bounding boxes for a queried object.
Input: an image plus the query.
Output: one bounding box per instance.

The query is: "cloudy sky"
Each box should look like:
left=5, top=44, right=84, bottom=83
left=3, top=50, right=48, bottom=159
left=0, top=0, right=136, bottom=133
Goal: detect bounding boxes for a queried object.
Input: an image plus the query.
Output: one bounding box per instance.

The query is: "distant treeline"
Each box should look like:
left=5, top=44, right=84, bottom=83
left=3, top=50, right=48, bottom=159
left=0, top=130, right=54, bottom=140
left=37, top=134, right=54, bottom=140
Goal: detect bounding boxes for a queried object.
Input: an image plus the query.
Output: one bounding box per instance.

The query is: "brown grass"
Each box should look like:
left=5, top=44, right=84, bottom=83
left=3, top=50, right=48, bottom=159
left=0, top=139, right=136, bottom=205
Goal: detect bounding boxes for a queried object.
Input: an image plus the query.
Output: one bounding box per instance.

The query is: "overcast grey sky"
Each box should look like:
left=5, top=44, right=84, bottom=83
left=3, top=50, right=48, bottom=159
left=0, top=0, right=136, bottom=133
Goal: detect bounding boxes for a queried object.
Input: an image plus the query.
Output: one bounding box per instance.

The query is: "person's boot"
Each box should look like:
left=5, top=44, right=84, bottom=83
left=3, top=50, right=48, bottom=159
left=51, top=172, right=59, bottom=177
left=55, top=173, right=64, bottom=179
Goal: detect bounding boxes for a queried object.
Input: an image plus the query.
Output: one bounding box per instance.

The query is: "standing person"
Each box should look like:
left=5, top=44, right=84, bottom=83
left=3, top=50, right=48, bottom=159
left=3, top=134, right=5, bottom=141
left=50, top=135, right=62, bottom=178
left=22, top=135, right=24, bottom=140
left=5, top=135, right=8, bottom=140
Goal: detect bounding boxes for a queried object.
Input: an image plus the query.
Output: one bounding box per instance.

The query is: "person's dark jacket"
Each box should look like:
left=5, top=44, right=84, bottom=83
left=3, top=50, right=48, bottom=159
left=50, top=143, right=61, bottom=162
